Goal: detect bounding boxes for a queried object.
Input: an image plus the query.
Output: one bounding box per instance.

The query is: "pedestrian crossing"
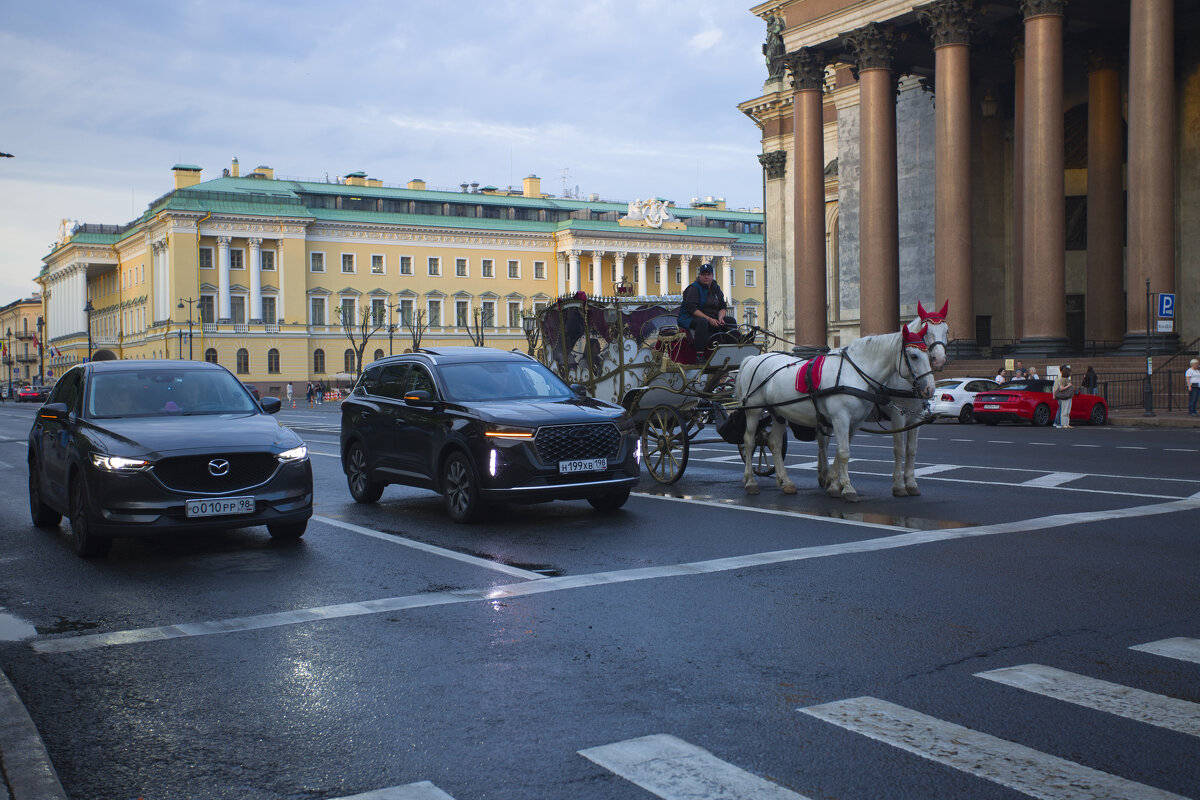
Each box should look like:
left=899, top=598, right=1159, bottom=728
left=332, top=636, right=1198, bottom=800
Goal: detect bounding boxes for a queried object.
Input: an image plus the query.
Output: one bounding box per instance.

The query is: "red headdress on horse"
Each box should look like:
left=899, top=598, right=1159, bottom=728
left=902, top=323, right=930, bottom=350
left=917, top=300, right=949, bottom=325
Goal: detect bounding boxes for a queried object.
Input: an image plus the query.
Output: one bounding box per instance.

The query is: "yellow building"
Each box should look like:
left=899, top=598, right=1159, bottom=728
left=38, top=161, right=765, bottom=395
left=0, top=295, right=45, bottom=390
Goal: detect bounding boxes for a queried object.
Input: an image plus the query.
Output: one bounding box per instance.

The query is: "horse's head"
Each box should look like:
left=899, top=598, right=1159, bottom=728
left=901, top=324, right=937, bottom=399
left=913, top=300, right=950, bottom=371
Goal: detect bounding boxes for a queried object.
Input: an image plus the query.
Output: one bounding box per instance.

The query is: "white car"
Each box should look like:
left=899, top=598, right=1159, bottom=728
left=931, top=377, right=1000, bottom=423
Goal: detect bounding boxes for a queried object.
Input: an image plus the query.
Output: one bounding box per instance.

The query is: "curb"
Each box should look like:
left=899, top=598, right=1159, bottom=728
left=0, top=669, right=67, bottom=800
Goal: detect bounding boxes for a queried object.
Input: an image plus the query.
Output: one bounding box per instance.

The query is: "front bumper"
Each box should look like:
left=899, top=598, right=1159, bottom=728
left=476, top=429, right=641, bottom=502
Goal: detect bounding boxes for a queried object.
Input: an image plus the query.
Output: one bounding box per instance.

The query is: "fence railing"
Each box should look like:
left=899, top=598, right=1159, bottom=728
left=1100, top=371, right=1187, bottom=411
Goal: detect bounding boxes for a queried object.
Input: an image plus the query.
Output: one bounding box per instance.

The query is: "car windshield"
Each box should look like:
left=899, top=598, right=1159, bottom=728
left=935, top=379, right=961, bottom=388
left=439, top=360, right=574, bottom=403
left=86, top=369, right=260, bottom=418
left=1001, top=381, right=1042, bottom=392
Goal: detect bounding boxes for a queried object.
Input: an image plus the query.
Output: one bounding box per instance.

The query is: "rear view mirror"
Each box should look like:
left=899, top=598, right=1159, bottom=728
left=404, top=390, right=435, bottom=408
left=37, top=402, right=69, bottom=423
left=261, top=397, right=282, bottom=414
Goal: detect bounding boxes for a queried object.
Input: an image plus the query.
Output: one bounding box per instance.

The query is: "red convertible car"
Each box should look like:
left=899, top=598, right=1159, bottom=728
left=973, top=379, right=1109, bottom=426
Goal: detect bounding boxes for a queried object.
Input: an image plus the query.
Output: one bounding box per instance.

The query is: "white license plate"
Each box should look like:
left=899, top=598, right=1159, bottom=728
left=185, top=497, right=255, bottom=518
left=559, top=458, right=607, bottom=474
left=984, top=404, right=1000, bottom=410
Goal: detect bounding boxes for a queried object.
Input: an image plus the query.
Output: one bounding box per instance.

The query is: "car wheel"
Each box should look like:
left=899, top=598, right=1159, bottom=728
left=268, top=521, right=307, bottom=540
left=1090, top=403, right=1107, bottom=426
left=1032, top=404, right=1052, bottom=427
left=587, top=487, right=631, bottom=512
left=957, top=404, right=974, bottom=424
left=346, top=442, right=384, bottom=504
left=28, top=461, right=61, bottom=528
left=442, top=451, right=484, bottom=523
left=69, top=475, right=111, bottom=558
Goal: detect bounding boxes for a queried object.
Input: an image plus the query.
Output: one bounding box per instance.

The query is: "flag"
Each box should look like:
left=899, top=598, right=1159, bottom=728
left=33, top=335, right=39, bottom=349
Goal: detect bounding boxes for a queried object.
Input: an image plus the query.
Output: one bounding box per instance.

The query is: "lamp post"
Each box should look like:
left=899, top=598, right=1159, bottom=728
left=83, top=300, right=93, bottom=361
left=388, top=302, right=399, bottom=356
left=522, top=313, right=540, bottom=358
left=36, top=315, right=43, bottom=385
left=178, top=297, right=197, bottom=360
left=1143, top=278, right=1155, bottom=417
left=5, top=328, right=11, bottom=398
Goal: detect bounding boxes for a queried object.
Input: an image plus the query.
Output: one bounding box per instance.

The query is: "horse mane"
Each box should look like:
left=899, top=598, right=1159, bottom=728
left=842, top=330, right=902, bottom=367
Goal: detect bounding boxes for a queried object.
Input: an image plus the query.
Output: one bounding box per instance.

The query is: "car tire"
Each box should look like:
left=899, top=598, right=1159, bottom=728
left=1090, top=403, right=1107, bottom=426
left=442, top=451, right=484, bottom=523
left=587, top=487, right=631, bottom=512
left=268, top=521, right=307, bottom=540
left=957, top=404, right=974, bottom=424
left=69, top=475, right=111, bottom=558
left=1032, top=404, right=1052, bottom=427
left=346, top=442, right=384, bottom=504
left=28, top=461, right=61, bottom=528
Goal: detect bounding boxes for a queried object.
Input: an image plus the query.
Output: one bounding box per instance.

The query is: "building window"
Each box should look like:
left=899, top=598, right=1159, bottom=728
left=313, top=349, right=326, bottom=373
left=507, top=301, right=522, bottom=327
left=455, top=299, right=470, bottom=327
left=427, top=299, right=442, bottom=326
left=267, top=348, right=280, bottom=374
left=204, top=348, right=218, bottom=364
left=728, top=268, right=736, bottom=287
left=675, top=266, right=682, bottom=285
left=371, top=254, right=384, bottom=275
left=261, top=297, right=277, bottom=324
left=744, top=269, right=756, bottom=287
left=481, top=300, right=495, bottom=327
left=482, top=259, right=494, bottom=278
left=340, top=298, right=357, bottom=326
left=199, top=247, right=214, bottom=269
left=230, top=249, right=244, bottom=270
left=428, top=257, right=440, bottom=276
left=342, top=253, right=356, bottom=274
left=455, top=258, right=468, bottom=278
left=310, top=252, right=325, bottom=272
left=534, top=260, right=546, bottom=279
left=261, top=251, right=275, bottom=271
left=371, top=297, right=386, bottom=327
left=373, top=348, right=384, bottom=362
left=236, top=348, right=249, bottom=374
left=654, top=266, right=661, bottom=284
left=744, top=305, right=758, bottom=326
left=508, top=260, right=520, bottom=279
left=399, top=256, right=413, bottom=276
left=310, top=297, right=326, bottom=326
left=399, top=298, right=414, bottom=325
left=199, top=296, right=215, bottom=323
left=230, top=296, right=246, bottom=324
left=344, top=349, right=356, bottom=373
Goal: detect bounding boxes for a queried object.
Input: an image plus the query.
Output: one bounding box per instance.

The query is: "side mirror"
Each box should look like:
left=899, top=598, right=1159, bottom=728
left=403, top=390, right=435, bottom=408
left=261, top=396, right=282, bottom=414
left=37, top=402, right=69, bottom=423
left=570, top=383, right=588, bottom=397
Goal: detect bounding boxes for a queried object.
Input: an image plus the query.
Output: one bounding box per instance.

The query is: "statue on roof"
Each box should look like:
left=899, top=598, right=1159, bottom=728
left=763, top=13, right=786, bottom=81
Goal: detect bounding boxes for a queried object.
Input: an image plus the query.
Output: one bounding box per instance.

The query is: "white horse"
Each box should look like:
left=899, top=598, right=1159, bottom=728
left=735, top=327, right=937, bottom=502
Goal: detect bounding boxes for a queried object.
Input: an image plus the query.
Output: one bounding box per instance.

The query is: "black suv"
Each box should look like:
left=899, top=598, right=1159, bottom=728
left=340, top=347, right=641, bottom=521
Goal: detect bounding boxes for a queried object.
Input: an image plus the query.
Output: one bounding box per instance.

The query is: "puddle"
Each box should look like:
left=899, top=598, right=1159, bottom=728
left=0, top=612, right=38, bottom=641
left=36, top=616, right=100, bottom=635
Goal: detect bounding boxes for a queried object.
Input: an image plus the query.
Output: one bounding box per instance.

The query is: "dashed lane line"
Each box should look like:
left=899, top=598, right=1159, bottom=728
left=1131, top=637, right=1200, bottom=665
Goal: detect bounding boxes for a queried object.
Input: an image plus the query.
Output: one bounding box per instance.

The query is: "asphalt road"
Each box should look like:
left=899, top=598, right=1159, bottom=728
left=1, top=402, right=1198, bottom=800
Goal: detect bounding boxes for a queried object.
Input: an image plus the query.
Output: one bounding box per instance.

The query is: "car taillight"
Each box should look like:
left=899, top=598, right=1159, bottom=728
left=940, top=393, right=954, bottom=402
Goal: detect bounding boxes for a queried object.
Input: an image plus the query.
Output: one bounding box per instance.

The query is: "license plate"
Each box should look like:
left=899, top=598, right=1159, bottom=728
left=185, top=497, right=255, bottom=518
left=559, top=458, right=607, bottom=474
left=984, top=404, right=1000, bottom=410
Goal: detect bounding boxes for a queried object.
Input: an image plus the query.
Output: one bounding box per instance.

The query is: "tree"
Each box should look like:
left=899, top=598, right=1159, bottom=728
left=465, top=307, right=491, bottom=347
left=402, top=308, right=432, bottom=352
left=335, top=302, right=385, bottom=377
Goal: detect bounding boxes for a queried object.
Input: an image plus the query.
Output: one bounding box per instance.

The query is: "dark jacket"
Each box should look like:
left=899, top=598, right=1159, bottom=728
left=678, top=280, right=728, bottom=327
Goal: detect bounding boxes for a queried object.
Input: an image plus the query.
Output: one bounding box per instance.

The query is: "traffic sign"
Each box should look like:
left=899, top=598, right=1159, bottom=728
left=1158, top=293, right=1175, bottom=318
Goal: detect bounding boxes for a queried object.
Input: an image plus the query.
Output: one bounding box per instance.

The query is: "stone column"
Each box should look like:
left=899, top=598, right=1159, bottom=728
left=1126, top=0, right=1176, bottom=351
left=568, top=250, right=581, bottom=294
left=659, top=253, right=672, bottom=293
left=787, top=48, right=828, bottom=348
left=918, top=0, right=974, bottom=344
left=1085, top=43, right=1125, bottom=345
left=721, top=256, right=734, bottom=297
left=845, top=23, right=900, bottom=336
left=636, top=253, right=649, bottom=296
left=1019, top=0, right=1067, bottom=352
left=591, top=252, right=603, bottom=296
left=556, top=253, right=567, bottom=296
left=678, top=254, right=691, bottom=292
left=216, top=235, right=232, bottom=322
left=248, top=237, right=263, bottom=322
left=1012, top=41, right=1026, bottom=339
left=614, top=252, right=627, bottom=287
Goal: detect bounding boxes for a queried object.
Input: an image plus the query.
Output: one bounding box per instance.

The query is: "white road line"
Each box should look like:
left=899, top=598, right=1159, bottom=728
left=332, top=782, right=456, bottom=800
left=1029, top=442, right=1055, bottom=447
left=976, top=664, right=1200, bottom=737
left=1072, top=444, right=1102, bottom=448
left=30, top=496, right=1200, bottom=655
left=1021, top=472, right=1086, bottom=488
left=988, top=440, right=1014, bottom=444
left=635, top=493, right=914, bottom=532
left=579, top=734, right=809, bottom=800
left=1131, top=637, right=1200, bottom=665
left=912, top=464, right=957, bottom=476
left=1165, top=449, right=1197, bottom=453
left=799, top=697, right=1189, bottom=800
left=313, top=515, right=543, bottom=580
left=1118, top=446, right=1149, bottom=450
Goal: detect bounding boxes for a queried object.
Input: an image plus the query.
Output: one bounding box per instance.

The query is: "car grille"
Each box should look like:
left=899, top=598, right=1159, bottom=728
left=534, top=423, right=622, bottom=463
left=152, top=453, right=280, bottom=494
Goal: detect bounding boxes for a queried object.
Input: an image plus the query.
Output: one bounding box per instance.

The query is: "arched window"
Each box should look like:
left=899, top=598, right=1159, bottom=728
left=373, top=348, right=384, bottom=363
left=267, top=348, right=280, bottom=374
left=236, top=348, right=249, bottom=374
left=344, top=349, right=356, bottom=374
left=313, top=349, right=325, bottom=373
left=204, top=348, right=218, bottom=364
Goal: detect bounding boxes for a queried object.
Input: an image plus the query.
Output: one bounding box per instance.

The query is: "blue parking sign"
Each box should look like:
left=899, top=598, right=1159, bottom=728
left=1158, top=293, right=1175, bottom=318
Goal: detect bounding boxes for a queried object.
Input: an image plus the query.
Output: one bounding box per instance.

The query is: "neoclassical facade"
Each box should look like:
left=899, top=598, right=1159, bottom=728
left=38, top=164, right=764, bottom=393
left=743, top=0, right=1198, bottom=356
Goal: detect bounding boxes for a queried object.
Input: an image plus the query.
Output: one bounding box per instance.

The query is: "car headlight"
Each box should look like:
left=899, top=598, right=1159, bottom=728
left=90, top=454, right=151, bottom=472
left=484, top=425, right=535, bottom=439
left=277, top=444, right=309, bottom=463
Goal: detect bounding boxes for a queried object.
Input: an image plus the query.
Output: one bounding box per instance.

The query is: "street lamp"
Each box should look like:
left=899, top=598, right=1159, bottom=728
left=36, top=315, right=44, bottom=385
left=5, top=328, right=11, bottom=398
left=178, top=297, right=197, bottom=360
left=83, top=301, right=93, bottom=361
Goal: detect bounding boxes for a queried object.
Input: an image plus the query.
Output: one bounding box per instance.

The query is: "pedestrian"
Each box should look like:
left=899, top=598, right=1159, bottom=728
left=306, top=382, right=314, bottom=408
left=995, top=366, right=1006, bottom=384
left=1186, top=358, right=1200, bottom=417
left=316, top=380, right=324, bottom=405
left=1052, top=365, right=1075, bottom=428
left=1083, top=365, right=1099, bottom=396
left=286, top=381, right=294, bottom=409
left=1027, top=365, right=1040, bottom=380
left=1014, top=360, right=1027, bottom=379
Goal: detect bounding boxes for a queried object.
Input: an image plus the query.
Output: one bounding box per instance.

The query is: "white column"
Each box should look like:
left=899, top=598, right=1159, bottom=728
left=614, top=251, right=627, bottom=287
left=248, top=237, right=263, bottom=322
left=217, top=235, right=232, bottom=321
left=658, top=253, right=671, bottom=294
left=677, top=255, right=691, bottom=294
left=568, top=250, right=582, bottom=294
left=636, top=253, right=649, bottom=296
left=591, top=252, right=603, bottom=296
left=556, top=253, right=567, bottom=295
left=722, top=256, right=734, bottom=294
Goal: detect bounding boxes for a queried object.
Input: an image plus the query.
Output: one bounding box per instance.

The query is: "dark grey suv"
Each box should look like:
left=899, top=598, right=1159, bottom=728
left=339, top=347, right=641, bottom=522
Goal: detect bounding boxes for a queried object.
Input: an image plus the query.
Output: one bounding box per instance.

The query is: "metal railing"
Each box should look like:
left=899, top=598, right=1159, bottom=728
left=1099, top=371, right=1187, bottom=411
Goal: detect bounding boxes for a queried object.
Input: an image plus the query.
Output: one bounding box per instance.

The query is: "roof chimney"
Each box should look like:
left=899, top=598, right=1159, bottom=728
left=231, top=157, right=240, bottom=177
left=522, top=174, right=542, bottom=198
left=172, top=164, right=202, bottom=190
left=252, top=165, right=274, bottom=179
left=407, top=178, right=426, bottom=190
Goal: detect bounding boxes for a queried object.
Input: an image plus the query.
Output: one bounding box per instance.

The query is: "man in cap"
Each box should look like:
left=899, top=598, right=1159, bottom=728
left=678, top=262, right=734, bottom=353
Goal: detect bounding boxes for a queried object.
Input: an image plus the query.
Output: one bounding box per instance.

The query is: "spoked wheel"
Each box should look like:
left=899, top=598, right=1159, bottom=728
left=738, top=412, right=786, bottom=477
left=642, top=404, right=689, bottom=484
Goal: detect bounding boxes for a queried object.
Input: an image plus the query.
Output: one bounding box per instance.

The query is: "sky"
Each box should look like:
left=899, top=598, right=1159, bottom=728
left=0, top=0, right=772, bottom=303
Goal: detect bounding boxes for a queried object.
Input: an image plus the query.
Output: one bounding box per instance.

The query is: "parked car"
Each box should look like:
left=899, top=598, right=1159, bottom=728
left=973, top=378, right=1109, bottom=427
left=930, top=377, right=999, bottom=423
left=340, top=347, right=641, bottom=522
left=242, top=382, right=261, bottom=401
left=27, top=360, right=312, bottom=558
left=17, top=385, right=50, bottom=403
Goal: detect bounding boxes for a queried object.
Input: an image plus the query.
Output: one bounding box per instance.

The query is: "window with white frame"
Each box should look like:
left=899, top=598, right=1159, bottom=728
left=230, top=296, right=246, bottom=324
left=508, top=260, right=520, bottom=279
left=675, top=266, right=682, bottom=284
left=342, top=253, right=356, bottom=274
left=199, top=247, right=214, bottom=269
left=399, top=255, right=413, bottom=275
left=507, top=301, right=522, bottom=327
left=428, top=257, right=440, bottom=276
left=534, top=260, right=546, bottom=279
left=339, top=297, right=357, bottom=326
left=371, top=254, right=384, bottom=275
left=728, top=267, right=736, bottom=287
left=744, top=305, right=758, bottom=326
left=455, top=258, right=468, bottom=277
left=309, top=296, right=326, bottom=326
left=261, top=251, right=275, bottom=271
left=310, top=252, right=325, bottom=272
left=744, top=269, right=756, bottom=287
left=230, top=249, right=244, bottom=270
left=481, top=300, right=495, bottom=327
left=199, top=295, right=215, bottom=323
left=482, top=259, right=494, bottom=278
left=427, top=299, right=442, bottom=326
left=261, top=297, right=277, bottom=324
left=455, top=299, right=470, bottom=327
left=399, top=298, right=414, bottom=325
left=371, top=297, right=386, bottom=327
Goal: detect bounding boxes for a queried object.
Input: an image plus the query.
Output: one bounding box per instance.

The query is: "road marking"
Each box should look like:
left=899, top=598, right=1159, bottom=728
left=1021, top=472, right=1086, bottom=488
left=987, top=440, right=1013, bottom=444
left=799, top=697, right=1189, bottom=800
left=635, top=493, right=914, bottom=532
left=1028, top=442, right=1055, bottom=447
left=1165, top=449, right=1197, bottom=453
left=1131, top=637, right=1200, bottom=665
left=311, top=450, right=340, bottom=458
left=1072, top=444, right=1102, bottom=448
left=332, top=782, right=456, bottom=799
left=30, top=496, right=1200, bottom=655
left=313, top=515, right=543, bottom=580
left=976, top=664, right=1200, bottom=737
left=579, top=734, right=808, bottom=799
left=913, top=464, right=957, bottom=476
left=1117, top=446, right=1149, bottom=450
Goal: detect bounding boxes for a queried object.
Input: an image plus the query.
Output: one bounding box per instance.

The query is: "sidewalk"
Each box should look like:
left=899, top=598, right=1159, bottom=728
left=1108, top=409, right=1200, bottom=428
left=0, top=669, right=67, bottom=800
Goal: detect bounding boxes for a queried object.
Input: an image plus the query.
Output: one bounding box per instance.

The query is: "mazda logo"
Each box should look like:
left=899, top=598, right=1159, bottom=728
left=208, top=458, right=230, bottom=477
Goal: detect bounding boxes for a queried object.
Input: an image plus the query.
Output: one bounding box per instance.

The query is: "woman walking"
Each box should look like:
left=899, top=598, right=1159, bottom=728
left=1053, top=366, right=1075, bottom=428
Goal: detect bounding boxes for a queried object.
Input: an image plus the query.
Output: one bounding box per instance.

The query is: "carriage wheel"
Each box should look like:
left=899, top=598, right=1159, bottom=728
left=738, top=413, right=786, bottom=477
left=642, top=405, right=690, bottom=484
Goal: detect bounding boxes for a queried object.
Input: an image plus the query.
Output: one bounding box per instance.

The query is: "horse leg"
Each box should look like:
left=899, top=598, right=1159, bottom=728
left=833, top=422, right=859, bottom=502
left=890, top=420, right=908, bottom=497
left=741, top=411, right=761, bottom=495
left=816, top=429, right=830, bottom=489
left=771, top=421, right=796, bottom=494
left=903, top=427, right=921, bottom=496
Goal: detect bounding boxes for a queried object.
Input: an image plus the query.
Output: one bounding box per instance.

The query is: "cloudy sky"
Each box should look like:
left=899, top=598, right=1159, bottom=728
left=0, top=1, right=771, bottom=302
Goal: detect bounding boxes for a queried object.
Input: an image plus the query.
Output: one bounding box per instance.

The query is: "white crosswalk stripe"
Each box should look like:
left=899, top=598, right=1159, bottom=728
left=976, top=664, right=1200, bottom=737
left=1131, top=637, right=1200, bottom=665
left=331, top=781, right=456, bottom=799
left=799, top=696, right=1189, bottom=800
left=579, top=733, right=810, bottom=799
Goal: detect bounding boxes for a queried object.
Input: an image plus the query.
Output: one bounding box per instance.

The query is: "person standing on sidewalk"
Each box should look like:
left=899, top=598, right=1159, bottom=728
left=1053, top=366, right=1075, bottom=428
left=286, top=382, right=294, bottom=409
left=1186, top=358, right=1200, bottom=417
left=1082, top=365, right=1099, bottom=395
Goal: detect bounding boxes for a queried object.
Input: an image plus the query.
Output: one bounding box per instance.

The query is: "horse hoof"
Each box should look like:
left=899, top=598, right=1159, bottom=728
left=782, top=483, right=797, bottom=495
left=893, top=487, right=908, bottom=497
left=843, top=491, right=860, bottom=503
left=905, top=485, right=921, bottom=497
left=745, top=484, right=760, bottom=495
left=826, top=486, right=841, bottom=499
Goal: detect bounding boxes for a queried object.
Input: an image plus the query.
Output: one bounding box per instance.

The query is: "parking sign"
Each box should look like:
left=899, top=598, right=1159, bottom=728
left=1158, top=293, right=1175, bottom=318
